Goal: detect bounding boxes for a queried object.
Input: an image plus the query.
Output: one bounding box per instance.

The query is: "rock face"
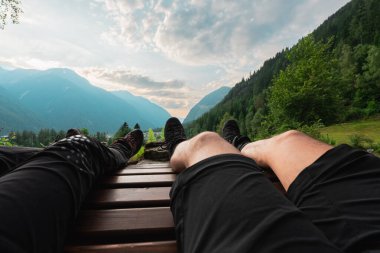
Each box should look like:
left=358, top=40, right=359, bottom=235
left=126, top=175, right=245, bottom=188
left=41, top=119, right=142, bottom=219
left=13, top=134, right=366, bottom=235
left=144, top=142, right=170, bottom=161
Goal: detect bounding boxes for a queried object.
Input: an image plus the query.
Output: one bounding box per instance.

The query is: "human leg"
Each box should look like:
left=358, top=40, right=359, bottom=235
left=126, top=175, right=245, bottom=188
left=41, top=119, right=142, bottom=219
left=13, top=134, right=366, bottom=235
left=0, top=146, right=42, bottom=176
left=241, top=130, right=332, bottom=190
left=165, top=118, right=341, bottom=253
left=286, top=144, right=380, bottom=252
left=226, top=121, right=380, bottom=252
left=0, top=129, right=143, bottom=253
left=0, top=129, right=81, bottom=177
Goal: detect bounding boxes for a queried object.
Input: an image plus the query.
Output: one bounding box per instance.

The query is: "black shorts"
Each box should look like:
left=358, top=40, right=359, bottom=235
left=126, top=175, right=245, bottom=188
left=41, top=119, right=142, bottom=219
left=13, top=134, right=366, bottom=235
left=170, top=145, right=380, bottom=253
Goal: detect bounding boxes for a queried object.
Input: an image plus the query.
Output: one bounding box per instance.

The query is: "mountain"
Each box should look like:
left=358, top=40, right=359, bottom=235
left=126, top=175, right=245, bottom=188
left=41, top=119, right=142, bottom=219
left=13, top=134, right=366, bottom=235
left=187, top=0, right=380, bottom=137
left=0, top=86, right=43, bottom=133
left=0, top=68, right=170, bottom=133
left=112, top=90, right=171, bottom=127
left=183, top=86, right=231, bottom=124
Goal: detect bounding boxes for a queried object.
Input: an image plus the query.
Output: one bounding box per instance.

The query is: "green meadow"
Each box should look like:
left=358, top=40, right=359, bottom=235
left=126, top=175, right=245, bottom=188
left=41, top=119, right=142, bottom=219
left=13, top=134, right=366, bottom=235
left=320, top=116, right=380, bottom=155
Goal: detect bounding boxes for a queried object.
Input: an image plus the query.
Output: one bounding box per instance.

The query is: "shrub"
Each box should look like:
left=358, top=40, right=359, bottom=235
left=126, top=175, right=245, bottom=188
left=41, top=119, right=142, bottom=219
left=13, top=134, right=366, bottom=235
left=319, top=134, right=336, bottom=145
left=349, top=134, right=374, bottom=149
left=129, top=146, right=145, bottom=162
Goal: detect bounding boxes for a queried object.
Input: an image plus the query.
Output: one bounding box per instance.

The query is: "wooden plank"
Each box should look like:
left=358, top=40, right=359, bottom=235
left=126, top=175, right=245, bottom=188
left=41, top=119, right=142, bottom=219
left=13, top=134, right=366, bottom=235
left=72, top=207, right=175, bottom=243
left=86, top=187, right=171, bottom=208
left=116, top=168, right=174, bottom=175
left=65, top=241, right=177, bottom=253
left=127, top=162, right=170, bottom=169
left=101, top=175, right=176, bottom=188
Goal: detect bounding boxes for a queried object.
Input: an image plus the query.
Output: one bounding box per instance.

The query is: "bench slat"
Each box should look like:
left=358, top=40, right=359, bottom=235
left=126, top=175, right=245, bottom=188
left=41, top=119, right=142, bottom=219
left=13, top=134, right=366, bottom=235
left=86, top=187, right=171, bottom=208
left=116, top=168, right=174, bottom=175
left=101, top=175, right=175, bottom=188
left=72, top=207, right=175, bottom=243
left=65, top=241, right=176, bottom=253
left=127, top=163, right=170, bottom=169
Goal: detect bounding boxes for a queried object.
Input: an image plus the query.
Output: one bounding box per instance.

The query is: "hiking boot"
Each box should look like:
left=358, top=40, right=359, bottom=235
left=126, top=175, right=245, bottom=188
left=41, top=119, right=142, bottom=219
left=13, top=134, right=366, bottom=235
left=65, top=128, right=82, bottom=138
left=163, top=117, right=187, bottom=157
left=222, top=119, right=251, bottom=150
left=112, top=129, right=144, bottom=157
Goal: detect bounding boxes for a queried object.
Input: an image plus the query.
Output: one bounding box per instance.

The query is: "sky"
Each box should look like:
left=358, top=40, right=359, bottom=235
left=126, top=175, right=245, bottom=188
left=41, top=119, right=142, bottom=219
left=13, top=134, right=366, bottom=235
left=0, top=0, right=350, bottom=118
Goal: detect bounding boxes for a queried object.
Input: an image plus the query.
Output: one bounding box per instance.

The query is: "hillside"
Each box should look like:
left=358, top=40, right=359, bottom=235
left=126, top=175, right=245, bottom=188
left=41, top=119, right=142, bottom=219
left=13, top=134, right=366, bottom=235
left=321, top=116, right=380, bottom=145
left=112, top=90, right=171, bottom=128
left=0, top=68, right=170, bottom=133
left=0, top=86, right=43, bottom=132
left=187, top=0, right=380, bottom=138
left=183, top=86, right=231, bottom=124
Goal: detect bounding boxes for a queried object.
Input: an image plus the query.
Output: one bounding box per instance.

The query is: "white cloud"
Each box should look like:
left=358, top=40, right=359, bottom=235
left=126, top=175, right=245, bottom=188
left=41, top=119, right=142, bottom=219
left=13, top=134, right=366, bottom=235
left=101, top=0, right=350, bottom=76
left=78, top=67, right=200, bottom=116
left=0, top=0, right=351, bottom=118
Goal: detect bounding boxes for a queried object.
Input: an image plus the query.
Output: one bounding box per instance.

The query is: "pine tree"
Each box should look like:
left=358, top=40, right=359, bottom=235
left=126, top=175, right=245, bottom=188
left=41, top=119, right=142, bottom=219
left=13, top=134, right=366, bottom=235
left=113, top=122, right=131, bottom=139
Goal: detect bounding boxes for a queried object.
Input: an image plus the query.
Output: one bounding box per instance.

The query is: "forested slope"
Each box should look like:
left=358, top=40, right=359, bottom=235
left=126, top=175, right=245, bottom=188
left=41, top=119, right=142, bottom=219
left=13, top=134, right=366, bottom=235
left=187, top=0, right=380, bottom=139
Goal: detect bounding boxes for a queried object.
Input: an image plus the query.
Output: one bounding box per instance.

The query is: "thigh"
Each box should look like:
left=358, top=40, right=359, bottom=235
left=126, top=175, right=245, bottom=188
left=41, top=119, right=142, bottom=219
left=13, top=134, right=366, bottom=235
left=0, top=135, right=125, bottom=252
left=170, top=154, right=341, bottom=253
left=0, top=146, right=42, bottom=176
left=288, top=144, right=380, bottom=252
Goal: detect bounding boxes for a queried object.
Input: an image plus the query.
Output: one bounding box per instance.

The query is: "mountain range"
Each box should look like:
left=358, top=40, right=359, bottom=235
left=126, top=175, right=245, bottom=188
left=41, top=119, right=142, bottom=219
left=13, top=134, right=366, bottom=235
left=0, top=68, right=171, bottom=133
left=183, top=86, right=231, bottom=124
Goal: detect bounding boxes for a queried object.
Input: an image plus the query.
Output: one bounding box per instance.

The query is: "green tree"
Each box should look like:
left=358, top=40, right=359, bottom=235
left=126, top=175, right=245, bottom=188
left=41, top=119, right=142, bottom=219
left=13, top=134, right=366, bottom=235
left=133, top=123, right=140, bottom=129
left=0, top=129, right=13, bottom=146
left=269, top=36, right=342, bottom=127
left=160, top=127, right=165, bottom=141
left=80, top=128, right=89, bottom=136
left=113, top=122, right=131, bottom=139
left=361, top=45, right=380, bottom=114
left=147, top=128, right=156, bottom=143
left=0, top=0, right=22, bottom=29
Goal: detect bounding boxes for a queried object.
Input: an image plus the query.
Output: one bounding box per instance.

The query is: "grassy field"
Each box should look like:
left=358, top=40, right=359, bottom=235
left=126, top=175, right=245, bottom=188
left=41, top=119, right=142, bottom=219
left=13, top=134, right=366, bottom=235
left=320, top=115, right=380, bottom=145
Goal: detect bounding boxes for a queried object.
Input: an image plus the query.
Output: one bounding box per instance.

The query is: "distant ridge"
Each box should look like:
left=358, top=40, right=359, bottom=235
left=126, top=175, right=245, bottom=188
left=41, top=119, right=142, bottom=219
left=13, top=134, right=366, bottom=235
left=183, top=86, right=231, bottom=124
left=0, top=68, right=171, bottom=133
left=111, top=90, right=171, bottom=128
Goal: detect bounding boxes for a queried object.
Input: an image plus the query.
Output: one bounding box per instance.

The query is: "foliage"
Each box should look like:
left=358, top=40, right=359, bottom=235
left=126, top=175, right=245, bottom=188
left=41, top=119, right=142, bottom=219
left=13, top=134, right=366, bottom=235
left=0, top=136, right=12, bottom=146
left=160, top=128, right=165, bottom=141
left=80, top=128, right=89, bottom=136
left=186, top=0, right=380, bottom=139
left=11, top=128, right=108, bottom=147
left=268, top=36, right=343, bottom=127
left=319, top=134, right=337, bottom=146
left=320, top=116, right=380, bottom=145
left=0, top=0, right=22, bottom=29
left=0, top=129, right=14, bottom=146
left=348, top=133, right=380, bottom=155
left=129, top=146, right=145, bottom=162
left=147, top=128, right=156, bottom=143
left=349, top=134, right=373, bottom=149
left=133, top=123, right=140, bottom=129
left=113, top=122, right=131, bottom=140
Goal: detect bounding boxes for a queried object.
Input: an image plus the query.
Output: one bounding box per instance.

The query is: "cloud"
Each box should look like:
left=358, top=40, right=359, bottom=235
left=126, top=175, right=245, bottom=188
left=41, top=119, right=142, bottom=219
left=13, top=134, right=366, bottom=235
left=0, top=57, right=62, bottom=70
left=80, top=68, right=185, bottom=89
left=101, top=0, right=350, bottom=70
left=79, top=67, right=200, bottom=116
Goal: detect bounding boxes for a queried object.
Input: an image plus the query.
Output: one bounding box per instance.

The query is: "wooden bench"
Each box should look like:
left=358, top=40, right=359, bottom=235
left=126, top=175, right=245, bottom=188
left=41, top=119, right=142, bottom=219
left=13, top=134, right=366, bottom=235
left=64, top=160, right=284, bottom=252
left=64, top=160, right=177, bottom=252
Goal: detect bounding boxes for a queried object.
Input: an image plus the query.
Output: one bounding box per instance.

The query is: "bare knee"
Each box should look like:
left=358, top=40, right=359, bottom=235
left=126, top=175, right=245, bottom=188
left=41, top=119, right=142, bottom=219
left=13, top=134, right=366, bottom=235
left=272, top=130, right=305, bottom=145
left=170, top=131, right=238, bottom=172
left=190, top=131, right=222, bottom=147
